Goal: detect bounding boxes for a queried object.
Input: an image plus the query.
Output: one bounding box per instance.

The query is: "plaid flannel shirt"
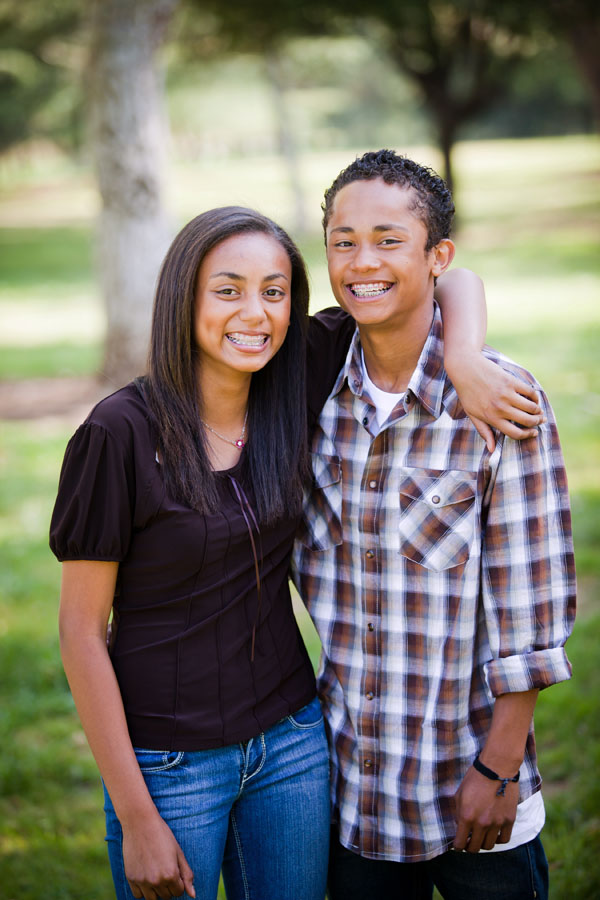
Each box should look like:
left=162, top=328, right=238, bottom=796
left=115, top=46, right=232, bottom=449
left=293, top=304, right=576, bottom=862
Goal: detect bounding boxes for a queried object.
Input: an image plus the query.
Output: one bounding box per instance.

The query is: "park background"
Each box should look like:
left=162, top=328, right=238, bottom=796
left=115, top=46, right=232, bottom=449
left=0, top=2, right=599, bottom=897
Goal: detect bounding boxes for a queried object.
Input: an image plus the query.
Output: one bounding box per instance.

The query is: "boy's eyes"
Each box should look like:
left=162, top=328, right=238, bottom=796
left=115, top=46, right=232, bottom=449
left=332, top=237, right=402, bottom=249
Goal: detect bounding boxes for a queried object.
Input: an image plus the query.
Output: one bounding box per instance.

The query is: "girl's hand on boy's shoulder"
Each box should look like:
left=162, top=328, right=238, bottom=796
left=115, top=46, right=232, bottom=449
left=445, top=350, right=545, bottom=453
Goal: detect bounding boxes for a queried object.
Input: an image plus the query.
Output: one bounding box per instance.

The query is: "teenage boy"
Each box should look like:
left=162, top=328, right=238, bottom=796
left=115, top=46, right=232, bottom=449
left=293, top=150, right=575, bottom=899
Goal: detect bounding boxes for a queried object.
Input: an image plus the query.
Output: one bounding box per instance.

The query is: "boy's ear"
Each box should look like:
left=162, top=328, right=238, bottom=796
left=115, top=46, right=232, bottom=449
left=431, top=239, right=455, bottom=277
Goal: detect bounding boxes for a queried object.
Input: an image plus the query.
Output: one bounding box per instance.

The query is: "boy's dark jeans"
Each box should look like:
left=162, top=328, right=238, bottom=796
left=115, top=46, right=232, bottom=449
left=328, top=826, right=548, bottom=900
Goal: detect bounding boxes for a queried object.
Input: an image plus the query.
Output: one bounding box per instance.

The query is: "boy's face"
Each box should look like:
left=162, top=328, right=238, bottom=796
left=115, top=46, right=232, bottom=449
left=325, top=178, right=453, bottom=332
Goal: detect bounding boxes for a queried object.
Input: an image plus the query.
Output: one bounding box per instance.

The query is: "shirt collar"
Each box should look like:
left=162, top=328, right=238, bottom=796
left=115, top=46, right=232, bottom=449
left=331, top=302, right=446, bottom=419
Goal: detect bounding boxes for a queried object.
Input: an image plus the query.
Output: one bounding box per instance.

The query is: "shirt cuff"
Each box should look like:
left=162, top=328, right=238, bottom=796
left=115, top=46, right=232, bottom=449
left=484, top=647, right=573, bottom=696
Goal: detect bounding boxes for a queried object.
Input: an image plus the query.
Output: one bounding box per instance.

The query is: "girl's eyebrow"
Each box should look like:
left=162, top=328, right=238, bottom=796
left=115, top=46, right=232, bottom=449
left=208, top=271, right=243, bottom=280
left=263, top=272, right=289, bottom=282
left=208, top=271, right=289, bottom=281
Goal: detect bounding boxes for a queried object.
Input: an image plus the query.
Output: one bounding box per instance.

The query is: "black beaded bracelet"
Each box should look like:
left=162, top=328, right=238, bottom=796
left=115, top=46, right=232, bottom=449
left=473, top=753, right=520, bottom=797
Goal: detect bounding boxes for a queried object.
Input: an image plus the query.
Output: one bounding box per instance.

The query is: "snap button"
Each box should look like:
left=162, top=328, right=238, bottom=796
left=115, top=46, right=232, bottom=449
left=362, top=416, right=369, bottom=426
left=367, top=623, right=374, bottom=632
left=365, top=549, right=375, bottom=559
left=369, top=480, right=377, bottom=489
left=432, top=495, right=441, bottom=504
left=364, top=758, right=373, bottom=769
left=366, top=691, right=374, bottom=700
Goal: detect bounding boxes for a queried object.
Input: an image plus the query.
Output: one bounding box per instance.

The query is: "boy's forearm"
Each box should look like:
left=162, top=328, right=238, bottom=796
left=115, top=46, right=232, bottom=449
left=480, top=689, right=540, bottom=774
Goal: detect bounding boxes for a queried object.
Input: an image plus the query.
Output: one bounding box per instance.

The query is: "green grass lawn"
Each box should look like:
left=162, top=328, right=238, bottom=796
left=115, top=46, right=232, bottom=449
left=1, top=135, right=599, bottom=897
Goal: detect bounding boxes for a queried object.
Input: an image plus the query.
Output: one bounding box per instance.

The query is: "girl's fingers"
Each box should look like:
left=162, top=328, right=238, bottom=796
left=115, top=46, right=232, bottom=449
left=509, top=393, right=541, bottom=416
left=498, top=420, right=540, bottom=441
left=506, top=409, right=545, bottom=429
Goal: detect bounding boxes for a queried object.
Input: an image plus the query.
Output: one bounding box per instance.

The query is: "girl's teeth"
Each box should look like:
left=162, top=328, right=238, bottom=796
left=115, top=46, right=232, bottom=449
left=227, top=333, right=268, bottom=347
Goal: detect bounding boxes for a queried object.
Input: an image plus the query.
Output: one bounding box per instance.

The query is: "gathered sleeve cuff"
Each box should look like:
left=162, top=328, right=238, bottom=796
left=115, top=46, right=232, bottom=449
left=484, top=646, right=573, bottom=697
left=49, top=421, right=134, bottom=562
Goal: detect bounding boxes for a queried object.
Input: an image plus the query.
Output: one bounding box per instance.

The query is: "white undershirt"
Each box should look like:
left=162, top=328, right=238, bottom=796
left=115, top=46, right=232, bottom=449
left=360, top=351, right=545, bottom=851
left=361, top=350, right=405, bottom=429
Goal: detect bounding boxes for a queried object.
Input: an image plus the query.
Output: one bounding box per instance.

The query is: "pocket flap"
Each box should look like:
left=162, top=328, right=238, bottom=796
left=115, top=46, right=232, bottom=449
left=399, top=468, right=476, bottom=509
left=311, top=453, right=341, bottom=489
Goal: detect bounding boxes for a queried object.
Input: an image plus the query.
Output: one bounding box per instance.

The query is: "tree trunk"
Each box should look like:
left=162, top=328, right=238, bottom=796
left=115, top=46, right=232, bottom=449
left=566, top=22, right=600, bottom=128
left=88, top=0, right=178, bottom=388
left=437, top=119, right=455, bottom=198
left=264, top=49, right=308, bottom=236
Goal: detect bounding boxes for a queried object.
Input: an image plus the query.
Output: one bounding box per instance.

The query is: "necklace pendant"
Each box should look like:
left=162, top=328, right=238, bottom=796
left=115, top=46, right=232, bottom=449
left=235, top=439, right=246, bottom=449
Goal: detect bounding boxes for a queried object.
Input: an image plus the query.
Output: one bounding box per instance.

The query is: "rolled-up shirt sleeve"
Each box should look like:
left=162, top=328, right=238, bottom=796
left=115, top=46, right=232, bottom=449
left=481, top=389, right=576, bottom=696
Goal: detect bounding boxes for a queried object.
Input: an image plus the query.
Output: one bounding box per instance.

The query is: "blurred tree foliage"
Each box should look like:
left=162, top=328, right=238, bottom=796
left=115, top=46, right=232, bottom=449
left=177, top=0, right=598, bottom=195
left=490, top=0, right=600, bottom=129
left=0, top=0, right=597, bottom=166
left=0, top=0, right=85, bottom=152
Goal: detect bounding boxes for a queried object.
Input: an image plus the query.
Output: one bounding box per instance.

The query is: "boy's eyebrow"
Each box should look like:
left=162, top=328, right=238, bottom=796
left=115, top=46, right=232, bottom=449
left=329, top=224, right=411, bottom=235
left=374, top=223, right=410, bottom=234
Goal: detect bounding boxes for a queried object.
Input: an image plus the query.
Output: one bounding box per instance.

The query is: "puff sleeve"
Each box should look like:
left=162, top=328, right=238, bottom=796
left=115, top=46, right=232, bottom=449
left=49, top=421, right=135, bottom=562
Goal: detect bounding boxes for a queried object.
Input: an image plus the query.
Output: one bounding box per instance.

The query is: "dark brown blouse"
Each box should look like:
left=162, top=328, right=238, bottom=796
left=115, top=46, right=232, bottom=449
left=49, top=308, right=355, bottom=751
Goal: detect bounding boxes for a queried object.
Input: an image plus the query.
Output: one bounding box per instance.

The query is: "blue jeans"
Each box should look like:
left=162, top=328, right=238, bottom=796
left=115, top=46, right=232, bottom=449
left=103, top=697, right=330, bottom=900
left=328, top=827, right=549, bottom=900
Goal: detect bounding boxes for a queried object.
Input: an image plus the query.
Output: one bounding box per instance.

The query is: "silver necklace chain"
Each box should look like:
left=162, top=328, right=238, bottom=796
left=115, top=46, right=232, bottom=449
left=201, top=409, right=248, bottom=449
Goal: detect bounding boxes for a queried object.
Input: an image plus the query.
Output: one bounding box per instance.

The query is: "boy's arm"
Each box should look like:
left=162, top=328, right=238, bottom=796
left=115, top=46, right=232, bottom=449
left=453, top=689, right=539, bottom=852
left=435, top=268, right=543, bottom=451
left=455, top=389, right=575, bottom=852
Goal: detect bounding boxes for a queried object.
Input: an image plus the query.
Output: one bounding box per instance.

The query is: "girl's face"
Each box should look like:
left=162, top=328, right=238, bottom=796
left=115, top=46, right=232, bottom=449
left=194, top=231, right=292, bottom=380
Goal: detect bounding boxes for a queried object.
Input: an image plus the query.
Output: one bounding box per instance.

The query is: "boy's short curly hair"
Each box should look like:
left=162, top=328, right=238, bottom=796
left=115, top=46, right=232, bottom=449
left=322, top=149, right=455, bottom=251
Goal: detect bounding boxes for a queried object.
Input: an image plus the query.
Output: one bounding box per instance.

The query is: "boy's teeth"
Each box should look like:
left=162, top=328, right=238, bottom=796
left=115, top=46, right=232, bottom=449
left=227, top=333, right=268, bottom=347
left=350, top=283, right=390, bottom=297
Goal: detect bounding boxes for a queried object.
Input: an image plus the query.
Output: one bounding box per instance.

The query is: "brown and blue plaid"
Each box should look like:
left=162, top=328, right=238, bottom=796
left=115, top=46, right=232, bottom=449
left=293, top=305, right=576, bottom=862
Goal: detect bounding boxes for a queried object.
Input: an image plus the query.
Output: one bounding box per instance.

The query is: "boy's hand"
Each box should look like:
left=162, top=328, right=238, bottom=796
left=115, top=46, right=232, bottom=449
left=452, top=763, right=519, bottom=853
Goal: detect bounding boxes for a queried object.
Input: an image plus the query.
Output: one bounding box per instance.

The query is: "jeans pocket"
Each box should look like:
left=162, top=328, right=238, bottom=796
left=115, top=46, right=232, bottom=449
left=134, top=747, right=185, bottom=773
left=287, top=696, right=324, bottom=729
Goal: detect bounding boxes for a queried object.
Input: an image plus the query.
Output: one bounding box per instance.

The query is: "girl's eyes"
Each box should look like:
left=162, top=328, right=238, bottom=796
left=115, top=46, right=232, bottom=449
left=215, top=287, right=285, bottom=299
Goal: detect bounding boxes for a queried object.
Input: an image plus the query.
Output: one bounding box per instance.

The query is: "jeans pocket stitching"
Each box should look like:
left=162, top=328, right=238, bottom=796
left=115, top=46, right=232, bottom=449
left=136, top=750, right=184, bottom=773
left=287, top=710, right=324, bottom=730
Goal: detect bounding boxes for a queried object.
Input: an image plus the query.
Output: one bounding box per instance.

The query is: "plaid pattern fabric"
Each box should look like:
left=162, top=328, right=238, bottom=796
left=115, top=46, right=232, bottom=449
left=293, top=304, right=576, bottom=862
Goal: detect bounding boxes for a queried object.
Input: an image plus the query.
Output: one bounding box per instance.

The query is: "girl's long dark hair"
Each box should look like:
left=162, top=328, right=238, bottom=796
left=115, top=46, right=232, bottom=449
left=142, top=206, right=309, bottom=524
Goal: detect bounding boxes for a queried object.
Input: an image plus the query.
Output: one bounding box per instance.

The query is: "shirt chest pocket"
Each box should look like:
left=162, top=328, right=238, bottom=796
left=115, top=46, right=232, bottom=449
left=296, top=453, right=343, bottom=551
left=398, top=468, right=477, bottom=571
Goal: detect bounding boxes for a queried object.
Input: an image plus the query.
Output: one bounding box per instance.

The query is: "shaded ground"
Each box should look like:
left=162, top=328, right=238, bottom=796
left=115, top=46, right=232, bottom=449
left=0, top=376, right=109, bottom=421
